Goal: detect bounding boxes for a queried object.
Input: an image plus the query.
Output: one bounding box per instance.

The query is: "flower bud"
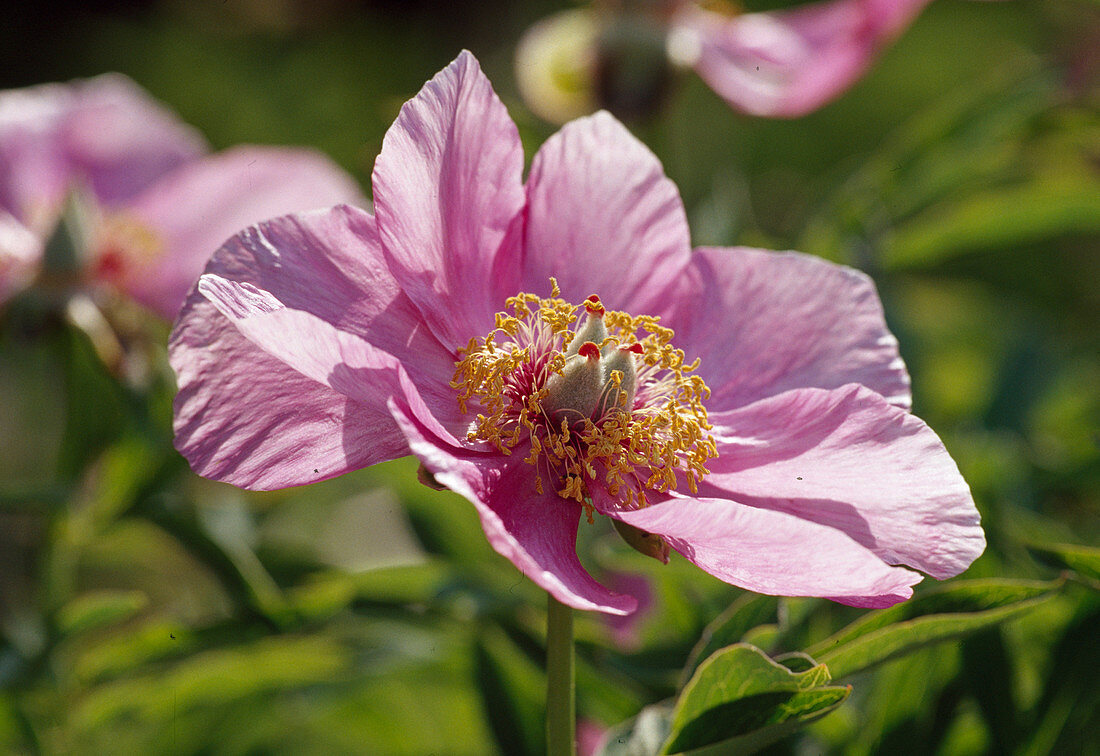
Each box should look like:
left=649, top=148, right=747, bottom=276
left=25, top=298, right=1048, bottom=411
left=612, top=518, right=670, bottom=564
left=514, top=9, right=599, bottom=125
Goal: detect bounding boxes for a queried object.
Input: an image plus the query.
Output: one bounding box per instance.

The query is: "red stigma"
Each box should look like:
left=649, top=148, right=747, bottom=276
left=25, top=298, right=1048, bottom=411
left=625, top=343, right=644, bottom=355
left=578, top=341, right=601, bottom=360
left=584, top=295, right=605, bottom=315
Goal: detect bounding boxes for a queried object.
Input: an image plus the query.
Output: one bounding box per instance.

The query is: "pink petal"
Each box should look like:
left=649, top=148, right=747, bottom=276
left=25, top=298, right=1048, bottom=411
left=171, top=204, right=460, bottom=420
left=665, top=247, right=910, bottom=412
left=612, top=494, right=922, bottom=607
left=702, top=384, right=985, bottom=580
left=115, top=146, right=365, bottom=320
left=61, top=74, right=207, bottom=205
left=387, top=392, right=638, bottom=615
left=0, top=211, right=41, bottom=304
left=1, top=74, right=205, bottom=234
left=675, top=0, right=932, bottom=117
left=601, top=571, right=656, bottom=648
left=371, top=50, right=526, bottom=351
left=170, top=207, right=463, bottom=490
left=520, top=111, right=692, bottom=313
left=172, top=299, right=401, bottom=491
left=173, top=274, right=414, bottom=490
left=1, top=81, right=80, bottom=226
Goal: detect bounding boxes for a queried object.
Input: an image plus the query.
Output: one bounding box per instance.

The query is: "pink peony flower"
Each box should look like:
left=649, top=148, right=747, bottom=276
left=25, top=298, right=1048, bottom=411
left=668, top=0, right=936, bottom=117
left=170, top=52, right=984, bottom=615
left=516, top=0, right=1003, bottom=122
left=0, top=74, right=363, bottom=318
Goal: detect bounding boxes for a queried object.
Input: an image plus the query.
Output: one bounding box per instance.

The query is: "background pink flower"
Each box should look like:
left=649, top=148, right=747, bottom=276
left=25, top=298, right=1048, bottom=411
left=669, top=0, right=937, bottom=117
left=171, top=51, right=984, bottom=616
left=517, top=0, right=1007, bottom=122
left=0, top=74, right=363, bottom=318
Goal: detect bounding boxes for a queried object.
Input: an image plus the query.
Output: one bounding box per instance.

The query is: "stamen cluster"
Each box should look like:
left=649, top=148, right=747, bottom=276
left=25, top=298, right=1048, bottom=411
left=452, top=280, right=717, bottom=517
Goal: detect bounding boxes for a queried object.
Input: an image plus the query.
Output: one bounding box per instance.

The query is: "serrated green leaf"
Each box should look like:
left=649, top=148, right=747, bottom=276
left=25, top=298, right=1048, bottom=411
left=1028, top=542, right=1100, bottom=584
left=663, top=644, right=842, bottom=754
left=805, top=578, right=1063, bottom=678
left=775, top=652, right=825, bottom=677
left=56, top=590, right=148, bottom=637
left=676, top=687, right=851, bottom=756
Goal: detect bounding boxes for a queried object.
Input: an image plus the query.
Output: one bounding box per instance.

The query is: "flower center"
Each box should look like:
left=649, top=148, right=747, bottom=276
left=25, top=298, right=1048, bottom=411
left=451, top=279, right=716, bottom=519
left=90, top=213, right=163, bottom=285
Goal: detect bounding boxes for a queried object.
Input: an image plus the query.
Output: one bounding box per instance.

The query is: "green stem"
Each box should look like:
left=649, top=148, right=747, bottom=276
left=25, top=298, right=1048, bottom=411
left=546, top=592, right=576, bottom=756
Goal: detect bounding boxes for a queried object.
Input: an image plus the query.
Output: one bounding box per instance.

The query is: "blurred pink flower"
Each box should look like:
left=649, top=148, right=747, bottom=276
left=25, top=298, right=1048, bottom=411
left=578, top=717, right=610, bottom=756
left=517, top=0, right=1005, bottom=122
left=0, top=74, right=362, bottom=318
left=669, top=0, right=934, bottom=117
left=170, top=52, right=984, bottom=615
left=601, top=571, right=656, bottom=649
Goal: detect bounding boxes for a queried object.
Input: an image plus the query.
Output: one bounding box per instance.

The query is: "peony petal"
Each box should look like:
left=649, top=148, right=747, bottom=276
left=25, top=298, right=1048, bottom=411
left=170, top=200, right=474, bottom=491
left=1, top=81, right=80, bottom=228
left=675, top=0, right=932, bottom=117
left=387, top=391, right=638, bottom=615
left=1, top=74, right=205, bottom=237
left=115, top=146, right=365, bottom=320
left=664, top=247, right=910, bottom=412
left=372, top=50, right=526, bottom=351
left=701, top=384, right=985, bottom=580
left=170, top=205, right=460, bottom=424
left=612, top=494, right=921, bottom=607
left=172, top=303, right=394, bottom=491
left=61, top=74, right=207, bottom=205
left=520, top=110, right=692, bottom=313
left=173, top=273, right=422, bottom=490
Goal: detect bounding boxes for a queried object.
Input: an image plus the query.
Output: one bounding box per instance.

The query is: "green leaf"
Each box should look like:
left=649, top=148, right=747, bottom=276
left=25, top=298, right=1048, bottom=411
left=805, top=578, right=1064, bottom=679
left=663, top=643, right=847, bottom=754
left=285, top=561, right=451, bottom=620
left=1028, top=542, right=1100, bottom=584
left=882, top=173, right=1100, bottom=270
left=41, top=192, right=92, bottom=276
left=680, top=594, right=777, bottom=688
left=70, top=634, right=351, bottom=731
left=56, top=323, right=128, bottom=481
left=72, top=620, right=194, bottom=683
left=56, top=590, right=148, bottom=637
left=675, top=688, right=851, bottom=756
left=473, top=623, right=544, bottom=756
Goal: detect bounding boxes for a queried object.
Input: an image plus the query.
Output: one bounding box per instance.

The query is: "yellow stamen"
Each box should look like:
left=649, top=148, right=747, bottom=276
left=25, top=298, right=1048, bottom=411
left=450, top=283, right=717, bottom=514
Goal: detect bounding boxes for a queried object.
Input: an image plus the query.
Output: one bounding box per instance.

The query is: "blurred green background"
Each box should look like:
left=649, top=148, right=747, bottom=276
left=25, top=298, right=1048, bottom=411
left=1, top=1, right=1097, bottom=754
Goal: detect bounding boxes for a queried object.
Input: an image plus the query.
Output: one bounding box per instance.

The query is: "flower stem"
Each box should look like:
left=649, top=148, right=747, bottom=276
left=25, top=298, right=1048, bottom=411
left=546, top=592, right=576, bottom=756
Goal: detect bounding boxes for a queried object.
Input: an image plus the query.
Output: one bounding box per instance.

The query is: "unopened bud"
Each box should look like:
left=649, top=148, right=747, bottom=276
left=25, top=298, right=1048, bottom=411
left=416, top=463, right=448, bottom=491
left=612, top=518, right=670, bottom=564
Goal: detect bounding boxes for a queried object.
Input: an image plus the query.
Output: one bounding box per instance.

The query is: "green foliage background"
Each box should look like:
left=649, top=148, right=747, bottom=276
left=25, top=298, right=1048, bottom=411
left=1, top=1, right=1097, bottom=754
